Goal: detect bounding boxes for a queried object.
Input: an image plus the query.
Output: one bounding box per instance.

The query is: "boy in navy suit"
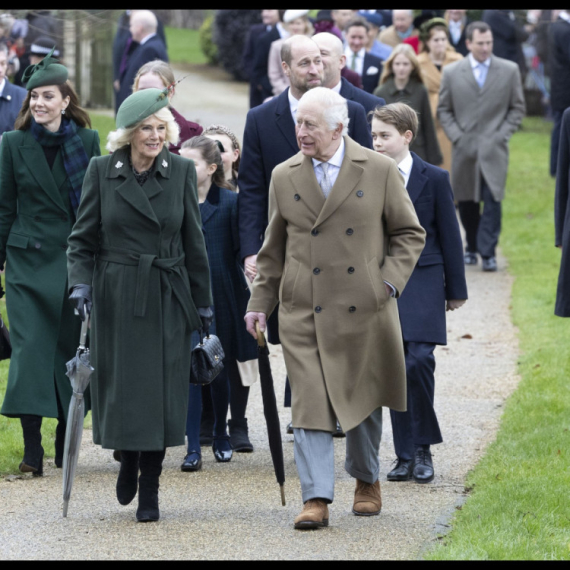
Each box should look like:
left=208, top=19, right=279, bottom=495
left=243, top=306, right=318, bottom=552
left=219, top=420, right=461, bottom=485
left=371, top=102, right=468, bottom=483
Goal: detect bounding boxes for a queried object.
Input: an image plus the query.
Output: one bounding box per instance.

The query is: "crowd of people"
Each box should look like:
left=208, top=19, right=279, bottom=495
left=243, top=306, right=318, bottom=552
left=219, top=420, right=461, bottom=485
left=0, top=9, right=568, bottom=530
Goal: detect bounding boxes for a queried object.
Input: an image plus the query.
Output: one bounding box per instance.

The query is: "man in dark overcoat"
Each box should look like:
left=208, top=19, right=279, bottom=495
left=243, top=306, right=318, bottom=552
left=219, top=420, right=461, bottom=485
left=115, top=10, right=168, bottom=114
left=0, top=43, right=26, bottom=136
left=555, top=107, right=570, bottom=317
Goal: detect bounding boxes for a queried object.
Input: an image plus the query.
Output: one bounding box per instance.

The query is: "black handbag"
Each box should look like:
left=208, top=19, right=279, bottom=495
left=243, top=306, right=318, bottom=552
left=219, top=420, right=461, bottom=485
left=0, top=315, right=11, bottom=361
left=190, top=327, right=225, bottom=385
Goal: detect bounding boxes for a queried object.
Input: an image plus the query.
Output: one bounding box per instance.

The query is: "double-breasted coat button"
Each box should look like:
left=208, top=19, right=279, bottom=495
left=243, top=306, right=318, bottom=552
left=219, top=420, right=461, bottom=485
left=347, top=267, right=355, bottom=274
left=34, top=243, right=41, bottom=249
left=346, top=228, right=354, bottom=235
left=294, top=194, right=300, bottom=201
left=313, top=268, right=321, bottom=275
left=349, top=306, right=356, bottom=312
left=315, top=306, right=322, bottom=313
left=311, top=228, right=319, bottom=236
left=356, top=190, right=364, bottom=197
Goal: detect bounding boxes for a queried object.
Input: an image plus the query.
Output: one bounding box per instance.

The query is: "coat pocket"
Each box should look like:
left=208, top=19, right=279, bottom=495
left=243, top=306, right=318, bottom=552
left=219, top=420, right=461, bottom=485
left=279, top=256, right=300, bottom=312
left=6, top=232, right=30, bottom=249
left=366, top=257, right=389, bottom=311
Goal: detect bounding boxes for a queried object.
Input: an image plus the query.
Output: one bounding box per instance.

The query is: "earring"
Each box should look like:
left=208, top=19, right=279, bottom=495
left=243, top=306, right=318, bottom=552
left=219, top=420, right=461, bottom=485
left=62, top=109, right=66, bottom=115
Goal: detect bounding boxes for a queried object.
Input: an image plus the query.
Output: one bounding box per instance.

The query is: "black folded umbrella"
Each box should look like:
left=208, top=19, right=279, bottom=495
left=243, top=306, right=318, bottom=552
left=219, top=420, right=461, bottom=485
left=255, top=322, right=286, bottom=506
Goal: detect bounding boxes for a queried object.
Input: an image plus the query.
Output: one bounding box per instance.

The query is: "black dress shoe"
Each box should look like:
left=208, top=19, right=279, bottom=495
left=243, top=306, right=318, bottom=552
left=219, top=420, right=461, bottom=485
left=212, top=435, right=233, bottom=462
left=413, top=447, right=434, bottom=484
left=464, top=251, right=478, bottom=265
left=332, top=421, right=346, bottom=438
left=386, top=457, right=414, bottom=481
left=286, top=422, right=294, bottom=435
left=181, top=451, right=202, bottom=472
left=482, top=256, right=498, bottom=272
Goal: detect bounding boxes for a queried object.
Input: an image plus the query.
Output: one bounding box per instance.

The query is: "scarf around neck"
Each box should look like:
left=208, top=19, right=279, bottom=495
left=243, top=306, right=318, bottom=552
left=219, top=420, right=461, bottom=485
left=30, top=116, right=90, bottom=215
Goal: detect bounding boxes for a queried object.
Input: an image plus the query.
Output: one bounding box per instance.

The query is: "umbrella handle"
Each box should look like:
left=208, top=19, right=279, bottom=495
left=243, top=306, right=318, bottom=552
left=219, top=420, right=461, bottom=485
left=255, top=321, right=266, bottom=348
left=79, top=315, right=90, bottom=351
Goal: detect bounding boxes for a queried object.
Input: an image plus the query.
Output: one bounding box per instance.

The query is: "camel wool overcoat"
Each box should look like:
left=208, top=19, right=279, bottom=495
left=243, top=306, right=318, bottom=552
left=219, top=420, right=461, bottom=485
left=67, top=146, right=212, bottom=451
left=247, top=137, right=426, bottom=432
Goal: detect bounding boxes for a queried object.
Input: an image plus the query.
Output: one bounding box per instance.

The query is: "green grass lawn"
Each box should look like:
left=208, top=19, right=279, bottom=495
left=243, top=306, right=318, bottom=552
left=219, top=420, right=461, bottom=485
left=425, top=117, right=570, bottom=560
left=165, top=26, right=207, bottom=65
left=89, top=112, right=115, bottom=156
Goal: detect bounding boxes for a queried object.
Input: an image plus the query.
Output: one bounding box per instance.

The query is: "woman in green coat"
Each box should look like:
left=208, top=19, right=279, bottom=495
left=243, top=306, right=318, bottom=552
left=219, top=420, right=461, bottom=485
left=67, top=88, right=213, bottom=522
left=0, top=50, right=100, bottom=476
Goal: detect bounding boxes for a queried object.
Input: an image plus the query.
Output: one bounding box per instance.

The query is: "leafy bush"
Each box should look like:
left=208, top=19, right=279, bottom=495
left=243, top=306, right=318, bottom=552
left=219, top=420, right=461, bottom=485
left=199, top=15, right=218, bottom=65
left=212, top=10, right=261, bottom=81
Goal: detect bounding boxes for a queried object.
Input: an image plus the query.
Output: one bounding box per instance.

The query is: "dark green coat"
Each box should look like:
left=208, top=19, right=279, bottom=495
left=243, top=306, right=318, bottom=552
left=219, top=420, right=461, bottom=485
left=0, top=127, right=100, bottom=420
left=67, top=146, right=212, bottom=451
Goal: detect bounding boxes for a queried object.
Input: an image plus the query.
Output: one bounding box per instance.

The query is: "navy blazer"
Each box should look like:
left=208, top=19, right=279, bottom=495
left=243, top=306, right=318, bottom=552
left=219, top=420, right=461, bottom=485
left=339, top=76, right=385, bottom=119
left=397, top=153, right=467, bottom=345
left=251, top=25, right=281, bottom=102
left=0, top=81, right=27, bottom=136
left=200, top=184, right=258, bottom=362
left=242, top=22, right=267, bottom=81
left=237, top=87, right=374, bottom=259
left=361, top=52, right=383, bottom=94
left=116, top=35, right=169, bottom=112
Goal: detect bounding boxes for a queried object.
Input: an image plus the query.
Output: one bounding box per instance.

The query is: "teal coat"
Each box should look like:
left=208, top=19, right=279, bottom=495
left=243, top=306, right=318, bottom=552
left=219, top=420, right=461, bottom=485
left=67, top=146, right=212, bottom=451
left=0, top=126, right=100, bottom=420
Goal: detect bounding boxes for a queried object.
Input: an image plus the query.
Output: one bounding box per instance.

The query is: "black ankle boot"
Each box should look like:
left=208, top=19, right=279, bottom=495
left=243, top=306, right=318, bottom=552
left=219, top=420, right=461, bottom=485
left=55, top=418, right=66, bottom=468
left=116, top=450, right=140, bottom=505
left=228, top=418, right=253, bottom=452
left=19, top=415, right=44, bottom=476
left=136, top=449, right=165, bottom=522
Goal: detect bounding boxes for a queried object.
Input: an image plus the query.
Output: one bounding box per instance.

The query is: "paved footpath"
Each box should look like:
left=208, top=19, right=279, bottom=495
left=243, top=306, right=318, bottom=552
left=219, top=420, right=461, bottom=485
left=0, top=67, right=521, bottom=560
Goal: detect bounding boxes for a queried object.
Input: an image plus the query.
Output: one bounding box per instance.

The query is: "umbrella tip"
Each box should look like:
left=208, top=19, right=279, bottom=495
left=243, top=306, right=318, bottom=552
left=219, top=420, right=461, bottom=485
left=280, top=484, right=286, bottom=506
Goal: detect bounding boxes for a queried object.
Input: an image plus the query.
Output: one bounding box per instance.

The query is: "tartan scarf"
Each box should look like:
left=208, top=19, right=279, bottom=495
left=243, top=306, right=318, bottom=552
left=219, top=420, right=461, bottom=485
left=30, top=117, right=90, bottom=215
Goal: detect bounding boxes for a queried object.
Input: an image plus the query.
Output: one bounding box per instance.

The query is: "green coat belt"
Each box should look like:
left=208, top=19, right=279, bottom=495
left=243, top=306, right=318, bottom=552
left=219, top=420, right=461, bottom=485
left=0, top=127, right=101, bottom=419
left=67, top=145, right=212, bottom=450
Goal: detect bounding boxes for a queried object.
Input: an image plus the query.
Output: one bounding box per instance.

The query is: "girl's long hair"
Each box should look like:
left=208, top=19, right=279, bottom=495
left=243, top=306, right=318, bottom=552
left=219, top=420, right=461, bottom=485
left=181, top=135, right=234, bottom=191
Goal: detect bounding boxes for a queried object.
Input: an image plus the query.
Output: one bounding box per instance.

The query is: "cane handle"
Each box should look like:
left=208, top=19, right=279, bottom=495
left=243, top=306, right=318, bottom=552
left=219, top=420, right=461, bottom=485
left=255, top=321, right=266, bottom=347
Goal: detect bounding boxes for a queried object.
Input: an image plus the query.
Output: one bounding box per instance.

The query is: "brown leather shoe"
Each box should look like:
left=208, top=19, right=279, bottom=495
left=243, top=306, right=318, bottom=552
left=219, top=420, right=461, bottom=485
left=294, top=499, right=329, bottom=529
left=352, top=479, right=382, bottom=516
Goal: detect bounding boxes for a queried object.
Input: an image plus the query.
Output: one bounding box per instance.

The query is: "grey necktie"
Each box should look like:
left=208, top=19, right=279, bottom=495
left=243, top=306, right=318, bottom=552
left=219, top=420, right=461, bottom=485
left=320, top=162, right=332, bottom=198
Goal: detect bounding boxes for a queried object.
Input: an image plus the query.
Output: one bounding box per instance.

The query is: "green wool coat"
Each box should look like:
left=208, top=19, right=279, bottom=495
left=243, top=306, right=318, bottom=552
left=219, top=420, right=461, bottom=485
left=67, top=145, right=212, bottom=451
left=0, top=127, right=100, bottom=420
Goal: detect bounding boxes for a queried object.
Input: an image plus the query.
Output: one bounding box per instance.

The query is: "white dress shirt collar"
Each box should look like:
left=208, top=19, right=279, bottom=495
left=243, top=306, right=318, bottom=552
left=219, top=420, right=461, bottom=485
left=397, top=151, right=413, bottom=187
left=139, top=32, right=156, bottom=46
left=288, top=87, right=300, bottom=124
left=312, top=136, right=346, bottom=171
left=344, top=46, right=365, bottom=76
left=331, top=80, right=342, bottom=94
left=448, top=19, right=462, bottom=43
left=468, top=52, right=491, bottom=69
left=0, top=78, right=6, bottom=98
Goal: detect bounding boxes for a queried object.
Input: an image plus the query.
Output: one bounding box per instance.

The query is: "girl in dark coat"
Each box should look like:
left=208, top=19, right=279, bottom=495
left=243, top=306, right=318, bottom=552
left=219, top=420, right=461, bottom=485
left=179, top=136, right=258, bottom=471
left=374, top=43, right=443, bottom=166
left=0, top=50, right=100, bottom=477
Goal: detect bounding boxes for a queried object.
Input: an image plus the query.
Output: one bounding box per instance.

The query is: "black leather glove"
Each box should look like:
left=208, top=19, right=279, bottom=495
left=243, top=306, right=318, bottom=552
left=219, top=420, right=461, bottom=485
left=69, top=284, right=92, bottom=321
left=197, top=306, right=214, bottom=332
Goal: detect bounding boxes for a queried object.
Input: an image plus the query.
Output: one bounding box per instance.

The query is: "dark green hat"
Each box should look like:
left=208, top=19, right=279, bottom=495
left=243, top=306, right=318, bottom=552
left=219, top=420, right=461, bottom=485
left=116, top=88, right=170, bottom=129
left=22, top=46, right=68, bottom=91
left=419, top=17, right=449, bottom=43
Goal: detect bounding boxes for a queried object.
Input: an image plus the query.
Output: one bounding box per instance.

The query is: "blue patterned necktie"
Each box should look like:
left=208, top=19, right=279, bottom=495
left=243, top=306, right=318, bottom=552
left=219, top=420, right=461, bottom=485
left=477, top=63, right=488, bottom=89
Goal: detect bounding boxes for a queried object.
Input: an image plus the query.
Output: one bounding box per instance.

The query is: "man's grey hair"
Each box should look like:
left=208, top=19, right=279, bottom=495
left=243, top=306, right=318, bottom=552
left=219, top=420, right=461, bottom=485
left=392, top=9, right=413, bottom=18
left=130, top=10, right=158, bottom=33
left=298, top=87, right=349, bottom=136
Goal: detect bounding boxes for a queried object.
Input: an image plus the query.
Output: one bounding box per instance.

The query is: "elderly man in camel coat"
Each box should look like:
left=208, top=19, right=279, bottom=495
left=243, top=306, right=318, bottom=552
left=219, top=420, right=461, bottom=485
left=245, top=87, right=425, bottom=530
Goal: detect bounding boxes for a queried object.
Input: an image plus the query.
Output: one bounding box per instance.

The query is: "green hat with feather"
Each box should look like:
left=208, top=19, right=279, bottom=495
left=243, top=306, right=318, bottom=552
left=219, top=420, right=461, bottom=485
left=21, top=46, right=68, bottom=91
left=115, top=88, right=170, bottom=130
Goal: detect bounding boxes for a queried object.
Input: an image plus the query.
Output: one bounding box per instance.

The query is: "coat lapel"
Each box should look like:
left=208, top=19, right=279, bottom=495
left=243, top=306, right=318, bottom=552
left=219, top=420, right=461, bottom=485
left=407, top=153, right=428, bottom=204
left=315, top=137, right=365, bottom=227
left=275, top=89, right=300, bottom=155
left=200, top=184, right=220, bottom=226
left=107, top=147, right=160, bottom=227
left=460, top=57, right=480, bottom=92
left=18, top=131, right=67, bottom=213
left=480, top=56, right=500, bottom=95
left=289, top=154, right=325, bottom=219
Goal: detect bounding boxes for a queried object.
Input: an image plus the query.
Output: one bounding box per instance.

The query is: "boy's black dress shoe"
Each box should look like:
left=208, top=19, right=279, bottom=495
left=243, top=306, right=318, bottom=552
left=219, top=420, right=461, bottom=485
left=482, top=256, right=498, bottom=272
left=464, top=251, right=478, bottom=265
left=386, top=457, right=414, bottom=481
left=413, top=447, right=434, bottom=483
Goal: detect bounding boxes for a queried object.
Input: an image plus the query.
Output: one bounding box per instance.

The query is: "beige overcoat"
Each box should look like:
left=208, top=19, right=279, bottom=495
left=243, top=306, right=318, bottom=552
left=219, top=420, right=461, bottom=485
left=247, top=137, right=426, bottom=432
left=437, top=55, right=525, bottom=202
left=378, top=26, right=419, bottom=48
left=417, top=50, right=463, bottom=173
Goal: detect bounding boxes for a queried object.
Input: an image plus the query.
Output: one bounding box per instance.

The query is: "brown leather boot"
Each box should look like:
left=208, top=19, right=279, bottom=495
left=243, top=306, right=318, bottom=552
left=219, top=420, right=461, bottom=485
left=294, top=499, right=329, bottom=529
left=352, top=479, right=382, bottom=516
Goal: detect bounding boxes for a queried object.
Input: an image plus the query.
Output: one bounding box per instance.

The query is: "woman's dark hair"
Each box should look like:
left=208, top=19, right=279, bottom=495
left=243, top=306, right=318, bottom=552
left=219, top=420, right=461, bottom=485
left=181, top=135, right=234, bottom=191
left=15, top=80, right=92, bottom=130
